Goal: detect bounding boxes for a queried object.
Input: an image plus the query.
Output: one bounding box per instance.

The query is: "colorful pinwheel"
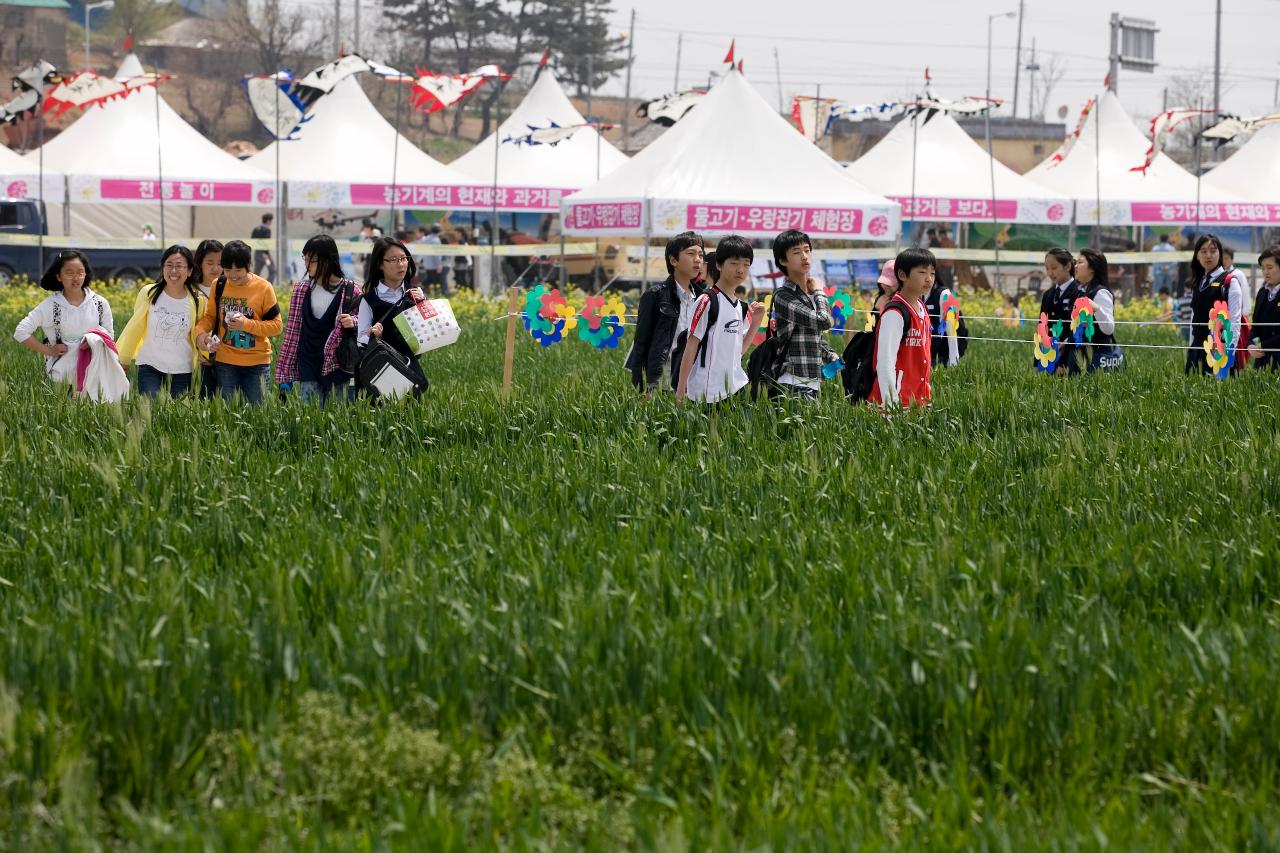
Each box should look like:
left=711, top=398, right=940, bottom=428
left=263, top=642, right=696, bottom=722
left=1034, top=311, right=1060, bottom=373
left=521, top=284, right=577, bottom=346
left=1202, top=299, right=1235, bottom=379
left=825, top=286, right=856, bottom=336
left=1070, top=296, right=1096, bottom=344
left=578, top=294, right=626, bottom=349
left=938, top=292, right=961, bottom=337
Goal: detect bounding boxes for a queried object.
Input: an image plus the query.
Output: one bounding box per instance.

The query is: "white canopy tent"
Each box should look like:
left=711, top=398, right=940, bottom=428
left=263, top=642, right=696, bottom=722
left=844, top=111, right=1070, bottom=224
left=1024, top=90, right=1274, bottom=227
left=449, top=69, right=627, bottom=208
left=25, top=53, right=273, bottom=239
left=1202, top=122, right=1280, bottom=216
left=561, top=70, right=900, bottom=241
left=252, top=76, right=556, bottom=213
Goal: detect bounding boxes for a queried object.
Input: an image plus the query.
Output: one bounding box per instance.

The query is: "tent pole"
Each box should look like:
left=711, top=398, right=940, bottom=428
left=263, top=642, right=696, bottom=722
left=1068, top=201, right=1077, bottom=253
left=37, top=104, right=45, bottom=274
left=985, top=81, right=1000, bottom=290
left=489, top=85, right=503, bottom=295
left=390, top=75, right=404, bottom=235
left=909, top=112, right=918, bottom=242
left=1194, top=98, right=1204, bottom=236
left=640, top=199, right=651, bottom=292
left=1094, top=90, right=1101, bottom=247
left=279, top=185, right=288, bottom=288
left=154, top=77, right=166, bottom=246
left=274, top=76, right=282, bottom=287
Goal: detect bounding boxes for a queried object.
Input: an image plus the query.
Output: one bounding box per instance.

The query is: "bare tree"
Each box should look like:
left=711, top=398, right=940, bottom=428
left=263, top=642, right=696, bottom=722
left=105, top=0, right=180, bottom=45
left=224, top=0, right=328, bottom=76
left=1031, top=53, right=1068, bottom=122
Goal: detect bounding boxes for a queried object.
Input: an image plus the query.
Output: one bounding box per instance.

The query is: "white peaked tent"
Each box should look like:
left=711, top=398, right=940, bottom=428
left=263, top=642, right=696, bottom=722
left=1, top=142, right=64, bottom=201
left=252, top=77, right=532, bottom=212
left=26, top=53, right=273, bottom=239
left=845, top=111, right=1070, bottom=224
left=449, top=69, right=627, bottom=208
left=562, top=70, right=900, bottom=240
left=1023, top=90, right=1270, bottom=226
left=1203, top=122, right=1280, bottom=216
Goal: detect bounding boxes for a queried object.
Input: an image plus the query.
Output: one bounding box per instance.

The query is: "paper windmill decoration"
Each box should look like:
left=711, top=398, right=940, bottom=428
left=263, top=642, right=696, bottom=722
left=522, top=284, right=577, bottom=346
left=938, top=292, right=962, bottom=337
left=1033, top=311, right=1061, bottom=373
left=1202, top=299, right=1235, bottom=379
left=825, top=286, right=856, bottom=336
left=1070, top=296, right=1096, bottom=344
left=750, top=294, right=773, bottom=348
left=578, top=293, right=626, bottom=349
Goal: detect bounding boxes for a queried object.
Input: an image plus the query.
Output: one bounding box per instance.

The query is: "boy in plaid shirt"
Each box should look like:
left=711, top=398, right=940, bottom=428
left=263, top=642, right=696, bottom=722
left=770, top=229, right=839, bottom=399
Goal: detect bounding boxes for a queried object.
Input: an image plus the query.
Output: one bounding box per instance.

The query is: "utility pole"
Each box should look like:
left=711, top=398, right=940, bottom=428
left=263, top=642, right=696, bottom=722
left=621, top=8, right=635, bottom=151
left=1011, top=0, right=1025, bottom=118
left=1026, top=38, right=1038, bottom=120
left=1162, top=87, right=1168, bottom=111
left=334, top=0, right=341, bottom=56
left=354, top=0, right=361, bottom=55
left=774, top=47, right=784, bottom=113
left=1213, top=0, right=1221, bottom=115
left=674, top=32, right=682, bottom=90
left=1108, top=12, right=1120, bottom=94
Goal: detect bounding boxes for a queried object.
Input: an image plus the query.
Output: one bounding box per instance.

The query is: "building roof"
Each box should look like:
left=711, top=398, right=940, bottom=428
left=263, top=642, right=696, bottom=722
left=0, top=0, right=71, bottom=8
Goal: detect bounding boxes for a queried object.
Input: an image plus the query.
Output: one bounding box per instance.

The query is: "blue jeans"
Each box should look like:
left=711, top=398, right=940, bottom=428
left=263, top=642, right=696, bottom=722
left=215, top=362, right=269, bottom=405
left=298, top=374, right=354, bottom=404
left=136, top=363, right=192, bottom=398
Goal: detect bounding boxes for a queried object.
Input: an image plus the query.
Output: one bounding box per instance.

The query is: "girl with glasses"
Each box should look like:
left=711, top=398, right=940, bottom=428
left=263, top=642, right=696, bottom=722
left=117, top=244, right=206, bottom=397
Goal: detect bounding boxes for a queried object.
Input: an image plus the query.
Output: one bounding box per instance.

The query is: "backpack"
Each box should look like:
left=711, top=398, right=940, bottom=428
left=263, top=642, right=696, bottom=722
left=687, top=288, right=750, bottom=369
left=746, top=294, right=790, bottom=401
left=840, top=301, right=911, bottom=401
left=356, top=338, right=428, bottom=399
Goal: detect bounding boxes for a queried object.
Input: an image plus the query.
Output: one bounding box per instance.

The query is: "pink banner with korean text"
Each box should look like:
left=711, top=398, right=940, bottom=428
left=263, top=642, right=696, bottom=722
left=290, top=180, right=572, bottom=211
left=560, top=199, right=647, bottom=234
left=1, top=174, right=66, bottom=201
left=68, top=175, right=276, bottom=206
left=646, top=198, right=899, bottom=239
left=1128, top=201, right=1280, bottom=225
left=891, top=195, right=1072, bottom=225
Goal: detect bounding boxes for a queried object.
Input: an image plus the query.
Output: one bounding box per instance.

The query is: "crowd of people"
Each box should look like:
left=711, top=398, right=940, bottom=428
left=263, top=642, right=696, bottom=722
left=11, top=227, right=1280, bottom=407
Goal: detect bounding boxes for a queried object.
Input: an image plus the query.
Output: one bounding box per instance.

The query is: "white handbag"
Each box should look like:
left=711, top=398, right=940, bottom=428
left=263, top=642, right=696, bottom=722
left=392, top=298, right=461, bottom=355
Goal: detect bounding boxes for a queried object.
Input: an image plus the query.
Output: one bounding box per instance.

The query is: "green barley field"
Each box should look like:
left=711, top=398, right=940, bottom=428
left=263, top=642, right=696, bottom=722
left=1, top=285, right=1278, bottom=850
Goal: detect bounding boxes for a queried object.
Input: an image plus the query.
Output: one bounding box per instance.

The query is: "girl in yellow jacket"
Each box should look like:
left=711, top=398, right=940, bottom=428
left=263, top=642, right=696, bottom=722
left=116, top=244, right=207, bottom=398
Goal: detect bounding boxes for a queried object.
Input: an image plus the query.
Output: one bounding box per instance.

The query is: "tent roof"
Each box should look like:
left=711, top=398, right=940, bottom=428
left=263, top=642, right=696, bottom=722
left=449, top=69, right=627, bottom=189
left=844, top=111, right=1070, bottom=223
left=26, top=54, right=270, bottom=184
left=251, top=76, right=471, bottom=190
left=1202, top=122, right=1280, bottom=203
left=1022, top=90, right=1260, bottom=223
left=563, top=70, right=899, bottom=240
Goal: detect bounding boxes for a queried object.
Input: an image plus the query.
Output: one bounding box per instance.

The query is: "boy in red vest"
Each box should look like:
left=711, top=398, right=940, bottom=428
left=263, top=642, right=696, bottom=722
left=869, top=248, right=935, bottom=410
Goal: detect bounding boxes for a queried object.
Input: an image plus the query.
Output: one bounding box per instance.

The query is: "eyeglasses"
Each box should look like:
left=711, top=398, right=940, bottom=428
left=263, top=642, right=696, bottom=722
left=383, top=255, right=410, bottom=264
left=162, top=263, right=190, bottom=271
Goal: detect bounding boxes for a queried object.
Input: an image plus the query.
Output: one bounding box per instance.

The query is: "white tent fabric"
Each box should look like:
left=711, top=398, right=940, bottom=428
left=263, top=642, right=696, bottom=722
left=449, top=69, right=627, bottom=206
left=1023, top=90, right=1272, bottom=226
left=252, top=77, right=541, bottom=212
left=844, top=111, right=1070, bottom=224
left=1202, top=122, right=1280, bottom=216
left=562, top=70, right=900, bottom=240
left=0, top=142, right=64, bottom=201
left=24, top=54, right=272, bottom=239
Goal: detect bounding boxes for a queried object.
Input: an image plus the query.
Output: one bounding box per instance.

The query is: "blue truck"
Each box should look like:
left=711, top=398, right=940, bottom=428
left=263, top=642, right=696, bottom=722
left=0, top=197, right=162, bottom=286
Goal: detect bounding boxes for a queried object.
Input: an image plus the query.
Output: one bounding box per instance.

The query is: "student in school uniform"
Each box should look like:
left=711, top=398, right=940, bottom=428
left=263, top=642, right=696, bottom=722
left=356, top=236, right=429, bottom=390
left=192, top=239, right=223, bottom=399
left=1184, top=233, right=1245, bottom=375
left=1038, top=248, right=1083, bottom=375
left=626, top=231, right=706, bottom=393
left=868, top=247, right=935, bottom=410
left=275, top=234, right=361, bottom=403
left=1072, top=248, right=1123, bottom=372
left=675, top=235, right=766, bottom=404
left=1248, top=244, right=1280, bottom=370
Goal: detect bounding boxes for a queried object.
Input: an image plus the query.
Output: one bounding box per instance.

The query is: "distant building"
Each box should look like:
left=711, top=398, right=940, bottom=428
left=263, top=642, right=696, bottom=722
left=829, top=115, right=1067, bottom=175
left=0, top=0, right=69, bottom=70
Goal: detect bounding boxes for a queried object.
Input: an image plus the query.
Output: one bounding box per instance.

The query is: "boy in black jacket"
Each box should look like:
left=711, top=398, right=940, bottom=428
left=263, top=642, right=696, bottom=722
left=1249, top=244, right=1280, bottom=370
left=625, top=230, right=706, bottom=392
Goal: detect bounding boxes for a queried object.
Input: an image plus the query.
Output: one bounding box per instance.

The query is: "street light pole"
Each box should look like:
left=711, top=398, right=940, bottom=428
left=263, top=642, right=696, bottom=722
left=84, top=1, right=115, bottom=71
left=986, top=11, right=1016, bottom=291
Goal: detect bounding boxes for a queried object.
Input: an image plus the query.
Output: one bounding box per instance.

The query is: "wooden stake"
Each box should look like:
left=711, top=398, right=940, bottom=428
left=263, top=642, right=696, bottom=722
left=501, top=286, right=519, bottom=398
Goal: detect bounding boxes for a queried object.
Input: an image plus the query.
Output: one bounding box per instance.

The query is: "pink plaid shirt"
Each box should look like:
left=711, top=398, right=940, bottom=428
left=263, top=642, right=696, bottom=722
left=274, top=277, right=359, bottom=384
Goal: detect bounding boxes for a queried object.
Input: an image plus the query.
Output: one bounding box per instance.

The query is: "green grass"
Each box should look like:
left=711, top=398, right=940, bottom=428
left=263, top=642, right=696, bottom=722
left=1, top=291, right=1278, bottom=850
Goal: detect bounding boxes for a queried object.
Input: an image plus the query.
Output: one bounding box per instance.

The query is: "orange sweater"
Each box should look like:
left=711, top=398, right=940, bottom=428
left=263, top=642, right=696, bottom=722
left=195, top=273, right=283, bottom=367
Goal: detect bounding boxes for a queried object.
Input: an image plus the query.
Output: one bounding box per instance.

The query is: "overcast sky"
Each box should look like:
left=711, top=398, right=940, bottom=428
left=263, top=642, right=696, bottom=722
left=604, top=0, right=1280, bottom=124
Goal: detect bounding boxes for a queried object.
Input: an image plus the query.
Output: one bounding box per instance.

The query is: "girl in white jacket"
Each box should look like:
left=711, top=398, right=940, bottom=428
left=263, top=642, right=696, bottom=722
left=13, top=250, right=115, bottom=386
